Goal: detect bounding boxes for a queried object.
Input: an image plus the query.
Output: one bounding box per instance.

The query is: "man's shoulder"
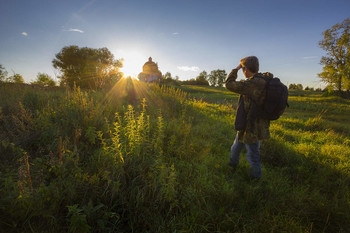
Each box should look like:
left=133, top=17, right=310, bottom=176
left=251, top=72, right=275, bottom=85
left=254, top=72, right=274, bottom=81
left=248, top=74, right=267, bottom=85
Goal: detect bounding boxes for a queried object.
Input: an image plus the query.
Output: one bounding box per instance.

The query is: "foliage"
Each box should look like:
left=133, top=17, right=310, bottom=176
left=7, top=73, right=24, bottom=83
left=179, top=70, right=210, bottom=86
left=160, top=72, right=181, bottom=86
left=288, top=83, right=303, bottom=90
left=318, top=18, right=350, bottom=92
left=31, top=73, right=56, bottom=87
left=208, top=69, right=227, bottom=87
left=52, top=45, right=123, bottom=89
left=196, top=70, right=208, bottom=82
left=0, top=64, right=7, bottom=82
left=304, top=86, right=314, bottom=91
left=162, top=72, right=172, bottom=80
left=181, top=78, right=209, bottom=86
left=0, top=83, right=350, bottom=232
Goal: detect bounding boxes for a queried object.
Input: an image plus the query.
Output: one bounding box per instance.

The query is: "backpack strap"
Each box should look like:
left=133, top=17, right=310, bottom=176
left=256, top=73, right=271, bottom=104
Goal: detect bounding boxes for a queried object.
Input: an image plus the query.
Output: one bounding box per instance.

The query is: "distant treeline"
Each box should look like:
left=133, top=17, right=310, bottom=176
left=161, top=70, right=227, bottom=87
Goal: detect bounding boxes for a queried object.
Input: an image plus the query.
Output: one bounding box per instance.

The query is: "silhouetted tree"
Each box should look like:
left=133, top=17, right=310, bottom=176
left=32, top=73, right=56, bottom=87
left=52, top=45, right=122, bottom=89
left=318, top=18, right=350, bottom=92
left=288, top=83, right=295, bottom=90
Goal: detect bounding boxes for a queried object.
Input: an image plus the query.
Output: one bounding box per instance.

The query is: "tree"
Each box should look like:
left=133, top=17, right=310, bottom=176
left=159, top=72, right=181, bottom=86
left=209, top=69, right=227, bottom=87
left=32, top=73, right=56, bottom=87
left=288, top=83, right=303, bottom=90
left=52, top=45, right=123, bottom=89
left=208, top=71, right=217, bottom=86
left=8, top=73, right=24, bottom=83
left=162, top=72, right=172, bottom=80
left=196, top=71, right=208, bottom=82
left=318, top=18, right=350, bottom=92
left=0, top=64, right=7, bottom=82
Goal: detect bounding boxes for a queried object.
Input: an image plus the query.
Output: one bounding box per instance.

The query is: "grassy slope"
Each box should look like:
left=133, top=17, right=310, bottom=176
left=0, top=82, right=349, bottom=232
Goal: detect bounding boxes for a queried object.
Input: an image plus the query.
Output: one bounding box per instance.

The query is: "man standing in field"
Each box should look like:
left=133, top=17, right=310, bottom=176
left=225, top=56, right=270, bottom=179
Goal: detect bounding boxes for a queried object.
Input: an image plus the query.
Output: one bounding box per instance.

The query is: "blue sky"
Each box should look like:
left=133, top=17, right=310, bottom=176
left=0, top=0, right=349, bottom=88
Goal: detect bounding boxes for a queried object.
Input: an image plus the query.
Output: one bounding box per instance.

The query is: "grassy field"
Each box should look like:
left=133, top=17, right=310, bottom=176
left=0, top=80, right=349, bottom=232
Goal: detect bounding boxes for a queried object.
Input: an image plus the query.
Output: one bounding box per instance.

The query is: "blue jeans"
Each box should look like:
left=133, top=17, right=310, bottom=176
left=229, top=134, right=262, bottom=178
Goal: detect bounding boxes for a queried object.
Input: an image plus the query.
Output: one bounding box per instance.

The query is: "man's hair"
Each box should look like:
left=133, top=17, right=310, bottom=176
left=240, top=56, right=259, bottom=73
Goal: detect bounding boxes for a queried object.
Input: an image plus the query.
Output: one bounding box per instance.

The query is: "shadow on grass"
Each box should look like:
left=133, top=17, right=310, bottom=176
left=259, top=137, right=350, bottom=232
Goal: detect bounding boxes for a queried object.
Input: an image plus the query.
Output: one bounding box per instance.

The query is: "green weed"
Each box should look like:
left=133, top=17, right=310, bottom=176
left=0, top=83, right=349, bottom=232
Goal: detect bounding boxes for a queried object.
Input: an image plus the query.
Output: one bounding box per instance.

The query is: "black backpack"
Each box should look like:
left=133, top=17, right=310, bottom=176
left=259, top=73, right=289, bottom=120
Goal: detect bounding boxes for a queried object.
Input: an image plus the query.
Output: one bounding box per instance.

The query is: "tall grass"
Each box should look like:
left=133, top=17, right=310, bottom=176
left=0, top=82, right=349, bottom=232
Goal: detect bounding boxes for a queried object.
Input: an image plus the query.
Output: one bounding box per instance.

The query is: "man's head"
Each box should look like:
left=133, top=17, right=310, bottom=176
left=240, top=56, right=259, bottom=78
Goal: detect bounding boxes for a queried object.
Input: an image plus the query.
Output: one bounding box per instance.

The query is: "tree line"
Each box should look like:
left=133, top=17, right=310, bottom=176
left=161, top=70, right=227, bottom=87
left=0, top=66, right=25, bottom=84
left=288, top=83, right=323, bottom=91
left=0, top=45, right=123, bottom=89
left=0, top=66, right=57, bottom=87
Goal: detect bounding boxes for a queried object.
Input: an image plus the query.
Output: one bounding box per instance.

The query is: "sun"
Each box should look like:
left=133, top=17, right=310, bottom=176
left=117, top=49, right=148, bottom=78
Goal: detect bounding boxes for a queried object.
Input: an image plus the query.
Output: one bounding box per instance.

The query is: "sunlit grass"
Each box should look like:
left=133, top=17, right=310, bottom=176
left=0, top=83, right=349, bottom=232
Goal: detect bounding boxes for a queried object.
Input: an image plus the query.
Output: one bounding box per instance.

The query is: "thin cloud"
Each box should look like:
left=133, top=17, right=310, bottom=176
left=66, top=28, right=84, bottom=33
left=172, top=32, right=179, bottom=35
left=177, top=66, right=200, bottom=72
left=302, top=56, right=317, bottom=60
left=21, top=32, right=28, bottom=36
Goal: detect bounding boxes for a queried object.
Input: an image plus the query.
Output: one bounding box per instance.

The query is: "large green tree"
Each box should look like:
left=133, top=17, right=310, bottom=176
left=52, top=45, right=123, bottom=89
left=318, top=18, right=350, bottom=92
left=209, top=69, right=227, bottom=87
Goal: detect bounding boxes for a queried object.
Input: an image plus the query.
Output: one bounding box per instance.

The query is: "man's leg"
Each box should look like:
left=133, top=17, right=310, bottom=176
left=245, top=141, right=262, bottom=178
left=229, top=133, right=244, bottom=166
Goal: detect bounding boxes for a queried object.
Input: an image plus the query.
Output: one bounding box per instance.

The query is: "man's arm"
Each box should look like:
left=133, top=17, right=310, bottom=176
left=225, top=64, right=242, bottom=84
left=225, top=67, right=255, bottom=96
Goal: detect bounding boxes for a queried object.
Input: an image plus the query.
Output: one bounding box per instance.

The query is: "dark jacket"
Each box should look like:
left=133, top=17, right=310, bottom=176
left=225, top=69, right=270, bottom=143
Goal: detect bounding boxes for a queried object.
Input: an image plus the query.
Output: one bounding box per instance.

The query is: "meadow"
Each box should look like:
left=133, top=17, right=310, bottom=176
left=0, top=80, right=349, bottom=232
